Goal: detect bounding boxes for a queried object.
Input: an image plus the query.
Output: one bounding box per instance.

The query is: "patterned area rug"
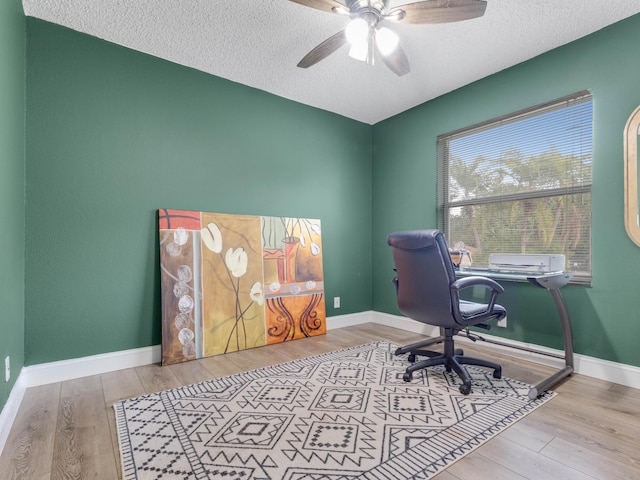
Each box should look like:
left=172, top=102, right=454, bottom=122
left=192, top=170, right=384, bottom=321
left=114, top=340, right=554, bottom=479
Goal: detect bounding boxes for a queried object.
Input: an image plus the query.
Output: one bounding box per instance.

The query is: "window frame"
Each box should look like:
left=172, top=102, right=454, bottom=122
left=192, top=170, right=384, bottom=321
left=436, top=91, right=593, bottom=285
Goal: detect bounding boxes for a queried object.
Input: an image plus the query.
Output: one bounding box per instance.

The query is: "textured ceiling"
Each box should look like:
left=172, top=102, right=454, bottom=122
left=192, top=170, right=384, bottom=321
left=22, top=0, right=640, bottom=124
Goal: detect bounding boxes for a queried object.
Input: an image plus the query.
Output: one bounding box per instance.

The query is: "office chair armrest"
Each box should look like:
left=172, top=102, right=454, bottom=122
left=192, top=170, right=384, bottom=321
left=451, top=276, right=504, bottom=295
left=450, top=276, right=504, bottom=321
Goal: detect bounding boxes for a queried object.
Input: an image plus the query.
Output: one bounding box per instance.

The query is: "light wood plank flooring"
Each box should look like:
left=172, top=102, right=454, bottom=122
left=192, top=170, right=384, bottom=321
left=1, top=323, right=639, bottom=479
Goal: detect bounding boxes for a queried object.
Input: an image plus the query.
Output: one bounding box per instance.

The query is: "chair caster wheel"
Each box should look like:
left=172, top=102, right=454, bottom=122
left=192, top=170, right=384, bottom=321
left=408, top=354, right=416, bottom=362
left=493, top=368, right=502, bottom=379
left=403, top=372, right=413, bottom=382
left=459, top=384, right=472, bottom=395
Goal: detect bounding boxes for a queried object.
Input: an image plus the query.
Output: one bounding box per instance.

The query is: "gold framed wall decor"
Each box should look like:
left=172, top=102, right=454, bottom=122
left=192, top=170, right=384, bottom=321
left=624, top=105, right=640, bottom=247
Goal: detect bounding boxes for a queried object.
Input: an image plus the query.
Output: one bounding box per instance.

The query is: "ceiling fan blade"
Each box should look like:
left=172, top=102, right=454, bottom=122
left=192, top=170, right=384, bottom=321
left=377, top=44, right=411, bottom=77
left=390, top=0, right=487, bottom=24
left=288, top=0, right=347, bottom=14
left=297, top=30, right=347, bottom=69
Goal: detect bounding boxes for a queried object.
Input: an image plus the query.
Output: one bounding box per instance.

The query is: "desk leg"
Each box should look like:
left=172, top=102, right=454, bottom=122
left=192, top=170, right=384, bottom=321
left=549, top=287, right=575, bottom=369
left=528, top=286, right=575, bottom=399
left=528, top=366, right=574, bottom=400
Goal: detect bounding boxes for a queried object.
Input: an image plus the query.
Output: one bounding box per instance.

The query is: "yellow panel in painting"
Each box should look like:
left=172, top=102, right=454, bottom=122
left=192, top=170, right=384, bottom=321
left=265, top=294, right=326, bottom=344
left=262, top=248, right=284, bottom=286
left=200, top=213, right=266, bottom=356
left=295, top=239, right=323, bottom=283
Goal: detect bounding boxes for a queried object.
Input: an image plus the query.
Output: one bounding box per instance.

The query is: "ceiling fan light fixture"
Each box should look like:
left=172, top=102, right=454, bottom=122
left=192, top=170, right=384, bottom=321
left=375, top=27, right=399, bottom=56
left=345, top=18, right=369, bottom=45
left=346, top=17, right=372, bottom=63
left=348, top=40, right=369, bottom=62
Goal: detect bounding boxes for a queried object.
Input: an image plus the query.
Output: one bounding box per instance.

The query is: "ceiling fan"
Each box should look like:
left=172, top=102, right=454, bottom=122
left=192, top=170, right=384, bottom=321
left=289, top=0, right=487, bottom=76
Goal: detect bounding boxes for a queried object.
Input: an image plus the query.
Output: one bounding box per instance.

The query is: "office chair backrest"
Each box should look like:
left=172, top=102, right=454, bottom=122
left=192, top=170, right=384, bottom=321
left=387, top=229, right=457, bottom=327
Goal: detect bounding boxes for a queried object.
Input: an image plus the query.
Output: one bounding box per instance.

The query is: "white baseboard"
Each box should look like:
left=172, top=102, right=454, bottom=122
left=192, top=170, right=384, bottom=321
left=326, top=310, right=374, bottom=329
left=371, top=311, right=640, bottom=390
left=0, top=372, right=27, bottom=457
left=371, top=311, right=443, bottom=338
left=2, top=311, right=639, bottom=456
left=11, top=312, right=371, bottom=391
left=10, top=310, right=640, bottom=390
left=20, top=345, right=161, bottom=389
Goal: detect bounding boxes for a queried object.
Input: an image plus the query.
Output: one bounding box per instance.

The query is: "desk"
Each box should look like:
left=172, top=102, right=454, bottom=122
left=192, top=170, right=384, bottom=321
left=456, top=268, right=574, bottom=399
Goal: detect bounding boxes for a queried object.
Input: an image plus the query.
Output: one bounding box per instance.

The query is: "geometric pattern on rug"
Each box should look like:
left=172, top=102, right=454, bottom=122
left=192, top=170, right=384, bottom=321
left=114, top=340, right=555, bottom=479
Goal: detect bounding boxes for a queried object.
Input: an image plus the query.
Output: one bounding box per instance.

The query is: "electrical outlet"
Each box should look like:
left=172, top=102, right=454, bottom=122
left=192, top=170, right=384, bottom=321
left=497, top=316, right=507, bottom=328
left=334, top=297, right=341, bottom=309
left=5, top=356, right=10, bottom=382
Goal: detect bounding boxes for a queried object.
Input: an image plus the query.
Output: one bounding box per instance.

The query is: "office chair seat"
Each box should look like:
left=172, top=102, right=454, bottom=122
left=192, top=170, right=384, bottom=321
left=459, top=300, right=506, bottom=322
left=387, top=229, right=507, bottom=395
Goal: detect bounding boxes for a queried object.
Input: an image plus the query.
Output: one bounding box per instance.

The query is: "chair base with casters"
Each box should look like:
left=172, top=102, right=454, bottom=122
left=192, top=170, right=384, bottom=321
left=395, top=328, right=502, bottom=395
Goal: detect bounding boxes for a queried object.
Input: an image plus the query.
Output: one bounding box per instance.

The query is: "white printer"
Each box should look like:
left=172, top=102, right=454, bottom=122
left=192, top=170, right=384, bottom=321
left=488, top=253, right=565, bottom=274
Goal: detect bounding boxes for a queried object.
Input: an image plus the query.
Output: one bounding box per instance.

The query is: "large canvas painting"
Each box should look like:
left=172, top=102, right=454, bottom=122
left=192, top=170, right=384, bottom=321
left=158, top=209, right=326, bottom=365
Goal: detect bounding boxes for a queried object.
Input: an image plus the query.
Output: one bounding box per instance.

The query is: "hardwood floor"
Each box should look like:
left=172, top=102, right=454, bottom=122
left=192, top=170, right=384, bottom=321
left=1, top=323, right=639, bottom=479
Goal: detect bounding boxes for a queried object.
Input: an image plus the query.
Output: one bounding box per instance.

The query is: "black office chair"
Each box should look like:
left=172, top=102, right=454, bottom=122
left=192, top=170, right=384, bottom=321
left=387, top=229, right=506, bottom=395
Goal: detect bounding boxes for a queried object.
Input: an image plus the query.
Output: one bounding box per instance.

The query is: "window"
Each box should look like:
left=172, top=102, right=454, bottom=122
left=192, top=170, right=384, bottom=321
left=437, top=91, right=593, bottom=284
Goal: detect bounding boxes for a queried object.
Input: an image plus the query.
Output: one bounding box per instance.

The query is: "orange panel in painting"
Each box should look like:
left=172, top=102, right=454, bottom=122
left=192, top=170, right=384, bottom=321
left=158, top=209, right=201, bottom=230
left=265, top=294, right=326, bottom=344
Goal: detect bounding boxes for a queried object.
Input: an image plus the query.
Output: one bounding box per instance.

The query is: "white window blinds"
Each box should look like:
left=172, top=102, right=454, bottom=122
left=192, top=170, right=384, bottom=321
left=437, top=91, right=593, bottom=284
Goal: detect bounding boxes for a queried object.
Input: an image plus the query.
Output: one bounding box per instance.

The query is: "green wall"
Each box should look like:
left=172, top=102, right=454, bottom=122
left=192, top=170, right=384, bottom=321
left=373, top=13, right=640, bottom=367
left=0, top=0, right=25, bottom=410
left=25, top=19, right=372, bottom=365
